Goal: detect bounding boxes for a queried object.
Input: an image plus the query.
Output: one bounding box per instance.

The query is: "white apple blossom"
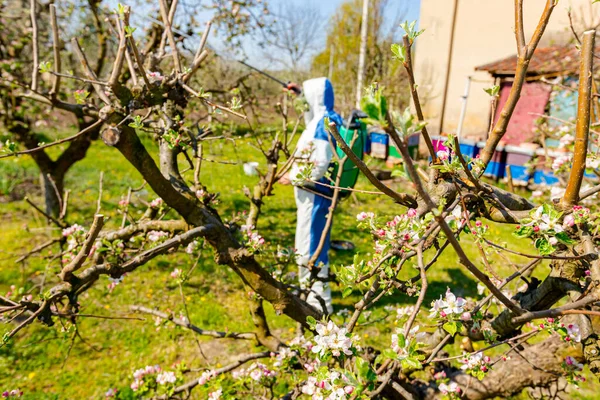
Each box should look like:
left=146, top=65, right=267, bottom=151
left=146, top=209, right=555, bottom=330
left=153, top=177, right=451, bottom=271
left=566, top=323, right=581, bottom=343
left=156, top=371, right=176, bottom=385
left=439, top=381, right=461, bottom=394
left=311, top=321, right=354, bottom=358
left=208, top=388, right=222, bottom=400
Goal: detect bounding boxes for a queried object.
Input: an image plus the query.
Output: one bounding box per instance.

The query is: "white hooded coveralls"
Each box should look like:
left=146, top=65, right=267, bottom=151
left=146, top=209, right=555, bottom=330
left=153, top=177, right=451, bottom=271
left=290, top=78, right=342, bottom=315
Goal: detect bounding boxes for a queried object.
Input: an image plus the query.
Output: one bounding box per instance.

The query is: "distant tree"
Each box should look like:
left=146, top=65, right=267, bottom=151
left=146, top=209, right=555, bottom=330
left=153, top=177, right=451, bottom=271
left=312, top=0, right=409, bottom=110
left=259, top=2, right=326, bottom=71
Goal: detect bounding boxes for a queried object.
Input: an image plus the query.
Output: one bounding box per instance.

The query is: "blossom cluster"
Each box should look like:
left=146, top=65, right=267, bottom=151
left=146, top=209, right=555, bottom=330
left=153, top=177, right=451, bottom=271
left=240, top=224, right=265, bottom=254
left=460, top=352, right=491, bottom=380
left=129, top=364, right=181, bottom=393
left=208, top=388, right=222, bottom=400
left=430, top=289, right=469, bottom=337
left=292, top=141, right=316, bottom=185
left=61, top=224, right=89, bottom=263
left=552, top=154, right=571, bottom=173
left=541, top=318, right=581, bottom=343
left=562, top=356, right=586, bottom=386
left=430, top=289, right=466, bottom=318
left=1, top=390, right=23, bottom=398
left=311, top=321, right=355, bottom=359
left=147, top=230, right=169, bottom=243
left=185, top=239, right=202, bottom=254
left=232, top=362, right=276, bottom=382
left=149, top=198, right=163, bottom=208
left=356, top=208, right=431, bottom=255
left=514, top=204, right=575, bottom=255
left=301, top=370, right=355, bottom=400
left=389, top=325, right=426, bottom=368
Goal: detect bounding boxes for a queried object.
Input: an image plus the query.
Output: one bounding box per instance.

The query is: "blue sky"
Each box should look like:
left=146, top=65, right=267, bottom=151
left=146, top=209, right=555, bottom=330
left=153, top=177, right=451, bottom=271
left=109, top=0, right=420, bottom=68
left=228, top=0, right=420, bottom=68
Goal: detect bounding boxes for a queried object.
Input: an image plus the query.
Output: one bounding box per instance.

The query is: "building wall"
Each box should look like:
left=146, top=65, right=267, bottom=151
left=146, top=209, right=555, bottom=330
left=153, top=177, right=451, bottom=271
left=415, top=0, right=592, bottom=141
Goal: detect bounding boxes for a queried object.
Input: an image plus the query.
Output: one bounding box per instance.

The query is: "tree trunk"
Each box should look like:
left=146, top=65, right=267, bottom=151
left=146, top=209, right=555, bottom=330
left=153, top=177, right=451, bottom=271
left=40, top=171, right=64, bottom=218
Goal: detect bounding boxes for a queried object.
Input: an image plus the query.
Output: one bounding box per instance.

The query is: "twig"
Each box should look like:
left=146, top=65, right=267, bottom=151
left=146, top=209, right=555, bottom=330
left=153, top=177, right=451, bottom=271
left=402, top=34, right=436, bottom=160
left=385, top=115, right=523, bottom=315
left=561, top=30, right=595, bottom=207
left=183, top=50, right=210, bottom=83
left=158, top=0, right=181, bottom=73
left=510, top=294, right=598, bottom=325
left=124, top=12, right=151, bottom=88
left=181, top=83, right=247, bottom=120
left=108, top=6, right=128, bottom=89
left=482, top=238, right=596, bottom=261
left=49, top=4, right=61, bottom=97
left=59, top=214, right=104, bottom=281
left=2, top=300, right=48, bottom=345
left=328, top=122, right=417, bottom=208
left=515, top=0, right=526, bottom=56
left=15, top=239, right=60, bottom=263
left=479, top=0, right=556, bottom=168
left=129, top=305, right=255, bottom=339
left=158, top=0, right=178, bottom=57
left=24, top=197, right=66, bottom=228
left=194, top=19, right=213, bottom=62
left=404, top=245, right=427, bottom=333
left=96, top=172, right=104, bottom=214
left=162, top=352, right=273, bottom=398
left=121, top=187, right=132, bottom=229
left=71, top=39, right=112, bottom=104
left=0, top=118, right=104, bottom=159
left=30, top=0, right=39, bottom=92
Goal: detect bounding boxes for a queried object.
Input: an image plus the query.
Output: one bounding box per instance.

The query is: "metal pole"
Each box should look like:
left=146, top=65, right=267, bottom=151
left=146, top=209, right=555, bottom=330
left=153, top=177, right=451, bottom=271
left=456, top=76, right=471, bottom=140
left=438, top=0, right=459, bottom=135
left=355, top=0, right=370, bottom=108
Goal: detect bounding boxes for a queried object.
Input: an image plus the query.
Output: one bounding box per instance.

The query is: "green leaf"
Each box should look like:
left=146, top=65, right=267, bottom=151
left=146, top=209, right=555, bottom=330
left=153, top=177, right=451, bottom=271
left=513, top=225, right=534, bottom=238
left=38, top=61, right=52, bottom=73
left=484, top=85, right=500, bottom=97
left=390, top=43, right=406, bottom=62
left=400, top=357, right=422, bottom=370
left=535, top=237, right=555, bottom=255
left=306, top=316, right=317, bottom=329
left=382, top=348, right=398, bottom=360
left=555, top=232, right=575, bottom=245
left=442, top=321, right=461, bottom=336
left=342, top=287, right=353, bottom=298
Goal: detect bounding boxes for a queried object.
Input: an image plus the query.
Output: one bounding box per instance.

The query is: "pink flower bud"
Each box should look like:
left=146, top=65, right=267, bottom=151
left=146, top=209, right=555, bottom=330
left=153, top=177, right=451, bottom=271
left=460, top=312, right=471, bottom=321
left=563, top=214, right=575, bottom=227
left=407, top=208, right=417, bottom=218
left=344, top=386, right=354, bottom=394
left=475, top=221, right=482, bottom=227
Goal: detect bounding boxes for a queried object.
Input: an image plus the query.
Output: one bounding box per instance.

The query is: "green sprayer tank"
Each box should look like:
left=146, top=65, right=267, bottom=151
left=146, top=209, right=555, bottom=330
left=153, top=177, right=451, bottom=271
left=332, top=110, right=367, bottom=198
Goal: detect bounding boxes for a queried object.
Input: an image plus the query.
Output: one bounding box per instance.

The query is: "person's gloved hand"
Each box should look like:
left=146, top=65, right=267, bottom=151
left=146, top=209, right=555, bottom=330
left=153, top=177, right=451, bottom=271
left=285, top=82, right=302, bottom=95
left=278, top=172, right=291, bottom=185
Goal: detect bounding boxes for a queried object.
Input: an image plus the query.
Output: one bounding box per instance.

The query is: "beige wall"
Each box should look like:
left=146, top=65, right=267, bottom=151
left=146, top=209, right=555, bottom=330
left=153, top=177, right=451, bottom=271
left=415, top=0, right=593, bottom=140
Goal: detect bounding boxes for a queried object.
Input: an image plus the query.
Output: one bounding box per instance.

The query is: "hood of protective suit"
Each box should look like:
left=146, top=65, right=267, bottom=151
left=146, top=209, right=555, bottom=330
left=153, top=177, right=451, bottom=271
left=302, top=77, right=336, bottom=125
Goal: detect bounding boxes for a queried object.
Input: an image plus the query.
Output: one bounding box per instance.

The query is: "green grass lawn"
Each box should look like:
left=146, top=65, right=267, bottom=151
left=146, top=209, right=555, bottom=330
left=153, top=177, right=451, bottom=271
left=0, top=131, right=596, bottom=399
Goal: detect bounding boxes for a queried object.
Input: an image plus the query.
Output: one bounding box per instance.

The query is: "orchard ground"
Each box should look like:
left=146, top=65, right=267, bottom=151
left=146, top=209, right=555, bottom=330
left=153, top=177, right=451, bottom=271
left=0, top=126, right=595, bottom=399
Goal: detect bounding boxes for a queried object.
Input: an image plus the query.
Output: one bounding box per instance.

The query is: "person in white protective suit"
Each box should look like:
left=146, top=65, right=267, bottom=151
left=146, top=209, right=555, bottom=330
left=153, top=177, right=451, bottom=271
left=280, top=77, right=343, bottom=315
